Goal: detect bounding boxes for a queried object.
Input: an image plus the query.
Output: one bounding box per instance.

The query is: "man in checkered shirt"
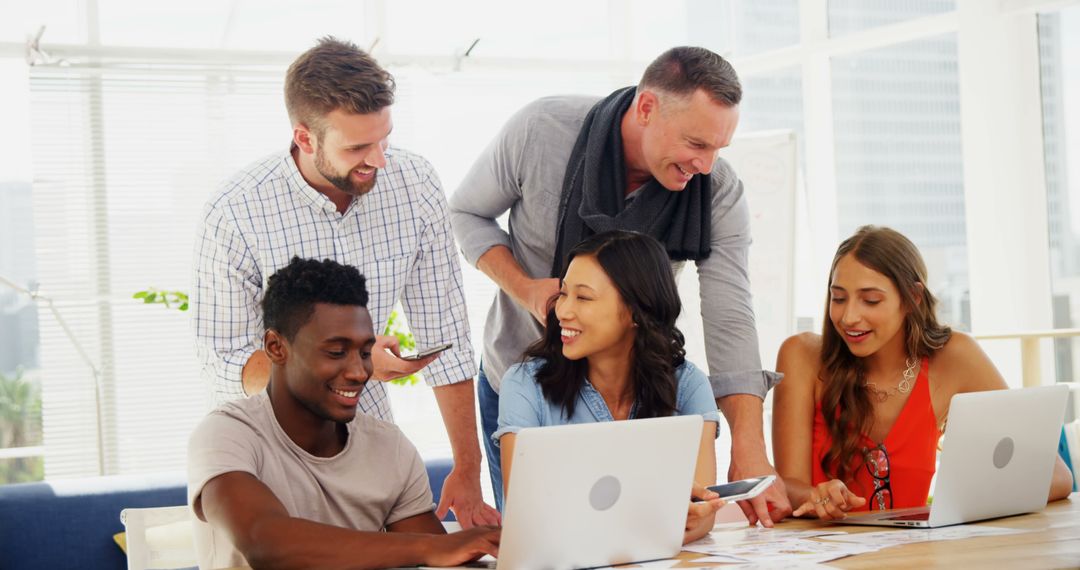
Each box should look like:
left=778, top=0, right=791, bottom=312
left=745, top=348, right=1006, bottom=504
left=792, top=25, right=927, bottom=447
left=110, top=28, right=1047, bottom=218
left=191, top=37, right=499, bottom=528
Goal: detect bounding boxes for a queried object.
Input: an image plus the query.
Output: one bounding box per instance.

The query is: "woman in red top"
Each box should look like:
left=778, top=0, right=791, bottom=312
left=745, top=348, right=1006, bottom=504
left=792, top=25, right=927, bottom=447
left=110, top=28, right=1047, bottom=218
left=773, top=226, right=1074, bottom=520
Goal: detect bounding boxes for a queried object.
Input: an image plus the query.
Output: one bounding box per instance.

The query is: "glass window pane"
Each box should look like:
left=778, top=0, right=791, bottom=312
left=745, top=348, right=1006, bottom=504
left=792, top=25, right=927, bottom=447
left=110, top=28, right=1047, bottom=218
left=0, top=1, right=82, bottom=44
left=739, top=68, right=820, bottom=326
left=740, top=69, right=804, bottom=157
left=829, top=0, right=955, bottom=38
left=0, top=456, right=44, bottom=485
left=0, top=61, right=42, bottom=485
left=1039, top=8, right=1080, bottom=384
left=708, top=0, right=800, bottom=57
left=384, top=0, right=611, bottom=59
left=628, top=0, right=694, bottom=62
left=97, top=0, right=370, bottom=51
left=832, top=34, right=969, bottom=330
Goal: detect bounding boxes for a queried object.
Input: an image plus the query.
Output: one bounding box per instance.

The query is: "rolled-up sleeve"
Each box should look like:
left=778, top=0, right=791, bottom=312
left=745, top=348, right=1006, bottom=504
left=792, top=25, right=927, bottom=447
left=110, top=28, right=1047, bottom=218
left=192, top=200, right=263, bottom=405
left=492, top=362, right=545, bottom=445
left=401, top=165, right=478, bottom=388
left=449, top=105, right=533, bottom=267
left=697, top=160, right=783, bottom=400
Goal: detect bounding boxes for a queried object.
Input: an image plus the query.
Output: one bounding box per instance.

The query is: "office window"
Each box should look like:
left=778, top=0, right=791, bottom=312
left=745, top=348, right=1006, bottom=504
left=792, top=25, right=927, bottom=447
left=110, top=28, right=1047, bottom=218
left=384, top=0, right=611, bottom=60
left=1039, top=7, right=1080, bottom=383
left=738, top=68, right=825, bottom=326
left=829, top=0, right=955, bottom=37
left=740, top=69, right=805, bottom=164
left=0, top=60, right=43, bottom=484
left=14, top=50, right=623, bottom=480
left=717, top=0, right=801, bottom=57
left=97, top=0, right=371, bottom=51
left=628, top=0, right=695, bottom=62
left=0, top=0, right=82, bottom=43
left=832, top=33, right=970, bottom=330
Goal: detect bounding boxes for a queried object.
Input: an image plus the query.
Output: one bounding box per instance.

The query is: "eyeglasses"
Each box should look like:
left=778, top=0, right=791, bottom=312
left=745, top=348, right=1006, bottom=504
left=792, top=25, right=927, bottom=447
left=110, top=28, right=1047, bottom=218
left=863, top=443, right=893, bottom=510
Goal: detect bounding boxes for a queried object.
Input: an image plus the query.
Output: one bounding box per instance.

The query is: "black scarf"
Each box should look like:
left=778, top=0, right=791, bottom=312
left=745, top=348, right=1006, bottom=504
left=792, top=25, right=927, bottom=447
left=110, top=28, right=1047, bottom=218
left=551, top=86, right=712, bottom=277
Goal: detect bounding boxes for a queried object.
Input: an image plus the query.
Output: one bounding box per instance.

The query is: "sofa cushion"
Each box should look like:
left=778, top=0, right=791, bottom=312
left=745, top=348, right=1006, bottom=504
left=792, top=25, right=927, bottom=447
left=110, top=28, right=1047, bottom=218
left=0, top=458, right=455, bottom=570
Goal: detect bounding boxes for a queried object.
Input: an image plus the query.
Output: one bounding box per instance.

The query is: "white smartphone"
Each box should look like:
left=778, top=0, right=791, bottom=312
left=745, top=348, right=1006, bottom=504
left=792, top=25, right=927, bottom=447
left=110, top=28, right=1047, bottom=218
left=400, top=342, right=453, bottom=361
left=705, top=475, right=777, bottom=502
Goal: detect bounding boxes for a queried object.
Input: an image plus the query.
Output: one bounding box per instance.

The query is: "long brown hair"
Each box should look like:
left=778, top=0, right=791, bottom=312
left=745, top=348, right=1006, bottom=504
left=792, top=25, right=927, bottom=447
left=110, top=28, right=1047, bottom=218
left=819, top=226, right=952, bottom=482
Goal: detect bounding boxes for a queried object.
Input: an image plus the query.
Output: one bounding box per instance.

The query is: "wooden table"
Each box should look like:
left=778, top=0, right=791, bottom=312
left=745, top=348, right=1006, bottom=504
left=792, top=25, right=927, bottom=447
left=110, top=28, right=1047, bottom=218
left=674, top=494, right=1080, bottom=568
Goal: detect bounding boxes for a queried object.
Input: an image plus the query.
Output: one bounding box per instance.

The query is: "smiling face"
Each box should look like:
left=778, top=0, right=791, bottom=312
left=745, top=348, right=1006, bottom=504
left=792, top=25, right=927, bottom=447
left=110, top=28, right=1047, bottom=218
left=637, top=88, right=739, bottom=191
left=554, top=254, right=636, bottom=362
left=828, top=253, right=910, bottom=359
left=272, top=302, right=376, bottom=424
left=308, top=107, right=392, bottom=197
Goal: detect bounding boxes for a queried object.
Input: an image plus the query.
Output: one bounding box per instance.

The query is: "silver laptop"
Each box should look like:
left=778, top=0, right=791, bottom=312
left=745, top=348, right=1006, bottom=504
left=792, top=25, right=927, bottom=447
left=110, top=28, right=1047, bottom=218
left=841, top=384, right=1069, bottom=528
left=496, top=415, right=702, bottom=569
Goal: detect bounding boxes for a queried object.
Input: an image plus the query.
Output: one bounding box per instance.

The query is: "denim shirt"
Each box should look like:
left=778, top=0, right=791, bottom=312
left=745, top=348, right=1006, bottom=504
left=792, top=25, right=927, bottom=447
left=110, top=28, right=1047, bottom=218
left=493, top=358, right=722, bottom=446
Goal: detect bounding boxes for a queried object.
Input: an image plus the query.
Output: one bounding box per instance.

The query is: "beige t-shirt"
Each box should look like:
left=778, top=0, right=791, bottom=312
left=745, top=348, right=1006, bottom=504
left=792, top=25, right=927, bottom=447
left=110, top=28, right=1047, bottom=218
left=187, top=391, right=434, bottom=569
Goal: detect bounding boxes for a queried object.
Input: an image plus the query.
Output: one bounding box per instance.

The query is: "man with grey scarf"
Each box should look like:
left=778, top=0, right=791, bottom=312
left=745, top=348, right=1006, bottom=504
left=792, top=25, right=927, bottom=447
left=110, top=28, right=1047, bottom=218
left=449, top=46, right=791, bottom=526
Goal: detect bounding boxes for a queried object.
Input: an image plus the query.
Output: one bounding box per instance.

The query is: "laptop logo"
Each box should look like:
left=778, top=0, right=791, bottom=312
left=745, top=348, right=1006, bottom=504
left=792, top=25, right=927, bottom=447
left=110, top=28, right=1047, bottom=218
left=993, top=437, right=1014, bottom=469
left=589, top=475, right=621, bottom=511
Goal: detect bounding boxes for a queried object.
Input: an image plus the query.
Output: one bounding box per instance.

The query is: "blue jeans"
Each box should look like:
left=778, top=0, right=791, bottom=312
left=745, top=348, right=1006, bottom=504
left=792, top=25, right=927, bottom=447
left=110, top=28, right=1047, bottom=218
left=477, top=366, right=504, bottom=512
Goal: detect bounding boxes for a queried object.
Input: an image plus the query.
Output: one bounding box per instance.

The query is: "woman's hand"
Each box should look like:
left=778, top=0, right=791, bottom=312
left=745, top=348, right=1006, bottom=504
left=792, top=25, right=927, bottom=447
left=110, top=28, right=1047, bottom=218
left=684, top=484, right=725, bottom=544
left=791, top=479, right=865, bottom=520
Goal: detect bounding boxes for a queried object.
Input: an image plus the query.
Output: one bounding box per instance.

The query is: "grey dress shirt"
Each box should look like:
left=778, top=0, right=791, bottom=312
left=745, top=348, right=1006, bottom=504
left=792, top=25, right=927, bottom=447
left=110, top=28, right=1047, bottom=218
left=449, top=95, right=780, bottom=399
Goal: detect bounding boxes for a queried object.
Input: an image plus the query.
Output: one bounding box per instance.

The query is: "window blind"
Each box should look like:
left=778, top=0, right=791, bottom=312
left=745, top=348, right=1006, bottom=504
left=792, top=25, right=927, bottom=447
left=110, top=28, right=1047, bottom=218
left=29, top=65, right=288, bottom=477
left=28, top=60, right=622, bottom=478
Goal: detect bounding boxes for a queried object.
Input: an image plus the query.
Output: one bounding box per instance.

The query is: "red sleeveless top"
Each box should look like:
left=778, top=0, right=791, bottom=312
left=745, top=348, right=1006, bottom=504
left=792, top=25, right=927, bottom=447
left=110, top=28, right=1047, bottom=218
left=810, top=358, right=940, bottom=510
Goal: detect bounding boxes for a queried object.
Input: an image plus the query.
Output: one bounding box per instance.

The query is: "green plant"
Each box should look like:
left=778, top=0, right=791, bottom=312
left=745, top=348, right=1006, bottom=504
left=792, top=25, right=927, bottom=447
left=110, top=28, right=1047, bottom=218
left=133, top=288, right=189, bottom=311
left=0, top=368, right=45, bottom=484
left=384, top=307, right=421, bottom=387
left=134, top=288, right=420, bottom=385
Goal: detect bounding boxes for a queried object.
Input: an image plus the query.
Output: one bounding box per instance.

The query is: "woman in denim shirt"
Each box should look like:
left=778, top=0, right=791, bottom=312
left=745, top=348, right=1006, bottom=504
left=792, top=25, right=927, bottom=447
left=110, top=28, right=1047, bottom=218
left=494, top=230, right=724, bottom=544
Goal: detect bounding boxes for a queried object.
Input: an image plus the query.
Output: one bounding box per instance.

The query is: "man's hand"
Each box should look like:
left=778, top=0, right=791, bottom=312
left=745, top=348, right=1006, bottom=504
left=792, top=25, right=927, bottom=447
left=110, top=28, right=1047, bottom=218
left=518, top=277, right=560, bottom=324
left=474, top=246, right=560, bottom=325
left=436, top=465, right=501, bottom=529
left=371, top=335, right=439, bottom=381
left=422, top=526, right=501, bottom=567
left=728, top=454, right=792, bottom=528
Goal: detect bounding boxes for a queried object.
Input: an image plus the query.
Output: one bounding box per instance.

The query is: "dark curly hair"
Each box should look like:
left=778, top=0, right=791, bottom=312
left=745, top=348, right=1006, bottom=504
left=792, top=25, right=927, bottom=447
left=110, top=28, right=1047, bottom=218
left=523, top=230, right=685, bottom=419
left=262, top=257, right=369, bottom=341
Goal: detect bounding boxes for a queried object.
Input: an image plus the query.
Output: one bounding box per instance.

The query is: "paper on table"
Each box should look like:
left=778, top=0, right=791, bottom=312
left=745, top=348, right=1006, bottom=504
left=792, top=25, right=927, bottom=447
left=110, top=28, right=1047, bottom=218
left=689, top=554, right=753, bottom=564
left=683, top=527, right=874, bottom=566
left=818, top=525, right=1026, bottom=548
left=720, top=539, right=876, bottom=562
left=684, top=527, right=848, bottom=554
left=723, top=561, right=838, bottom=569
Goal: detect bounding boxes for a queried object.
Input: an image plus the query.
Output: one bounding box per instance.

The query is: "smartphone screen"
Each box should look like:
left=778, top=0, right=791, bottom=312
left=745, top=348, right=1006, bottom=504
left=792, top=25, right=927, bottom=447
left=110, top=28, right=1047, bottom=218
left=401, top=342, right=453, bottom=361
left=707, top=476, right=774, bottom=500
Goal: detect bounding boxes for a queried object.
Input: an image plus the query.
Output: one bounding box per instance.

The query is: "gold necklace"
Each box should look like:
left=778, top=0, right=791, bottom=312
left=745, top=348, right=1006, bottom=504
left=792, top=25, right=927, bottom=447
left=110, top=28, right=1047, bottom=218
left=865, top=357, right=919, bottom=403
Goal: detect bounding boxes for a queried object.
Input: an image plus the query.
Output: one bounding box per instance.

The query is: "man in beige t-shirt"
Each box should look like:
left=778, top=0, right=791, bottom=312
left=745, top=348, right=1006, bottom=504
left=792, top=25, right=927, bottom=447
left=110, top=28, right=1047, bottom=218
left=188, top=257, right=499, bottom=569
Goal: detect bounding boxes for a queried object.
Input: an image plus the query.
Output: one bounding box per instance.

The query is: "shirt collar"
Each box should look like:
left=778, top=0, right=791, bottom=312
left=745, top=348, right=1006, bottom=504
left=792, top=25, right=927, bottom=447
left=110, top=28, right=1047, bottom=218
left=579, top=380, right=638, bottom=421
left=282, top=144, right=345, bottom=216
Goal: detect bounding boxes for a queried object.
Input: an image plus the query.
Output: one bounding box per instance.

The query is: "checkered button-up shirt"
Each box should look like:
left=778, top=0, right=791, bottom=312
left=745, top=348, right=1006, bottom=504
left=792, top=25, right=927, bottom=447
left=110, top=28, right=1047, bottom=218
left=192, top=146, right=477, bottom=419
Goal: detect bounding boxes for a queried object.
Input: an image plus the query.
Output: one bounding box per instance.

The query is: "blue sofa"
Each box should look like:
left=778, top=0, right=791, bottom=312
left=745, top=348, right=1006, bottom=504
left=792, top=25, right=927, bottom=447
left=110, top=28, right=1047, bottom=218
left=0, top=458, right=454, bottom=570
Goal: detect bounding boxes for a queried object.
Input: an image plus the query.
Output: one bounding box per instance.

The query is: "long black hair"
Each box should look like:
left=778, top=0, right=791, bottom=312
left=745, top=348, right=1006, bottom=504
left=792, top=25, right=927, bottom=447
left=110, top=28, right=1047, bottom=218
left=523, top=230, right=686, bottom=418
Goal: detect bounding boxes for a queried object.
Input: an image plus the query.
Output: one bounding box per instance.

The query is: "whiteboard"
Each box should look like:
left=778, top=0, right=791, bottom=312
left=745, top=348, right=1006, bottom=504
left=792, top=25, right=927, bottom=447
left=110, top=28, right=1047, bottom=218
left=676, top=130, right=798, bottom=374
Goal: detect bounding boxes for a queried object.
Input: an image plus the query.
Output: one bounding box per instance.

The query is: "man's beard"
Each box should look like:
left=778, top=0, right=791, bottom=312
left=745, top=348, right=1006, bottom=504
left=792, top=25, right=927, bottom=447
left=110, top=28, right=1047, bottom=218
left=314, top=146, right=378, bottom=196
